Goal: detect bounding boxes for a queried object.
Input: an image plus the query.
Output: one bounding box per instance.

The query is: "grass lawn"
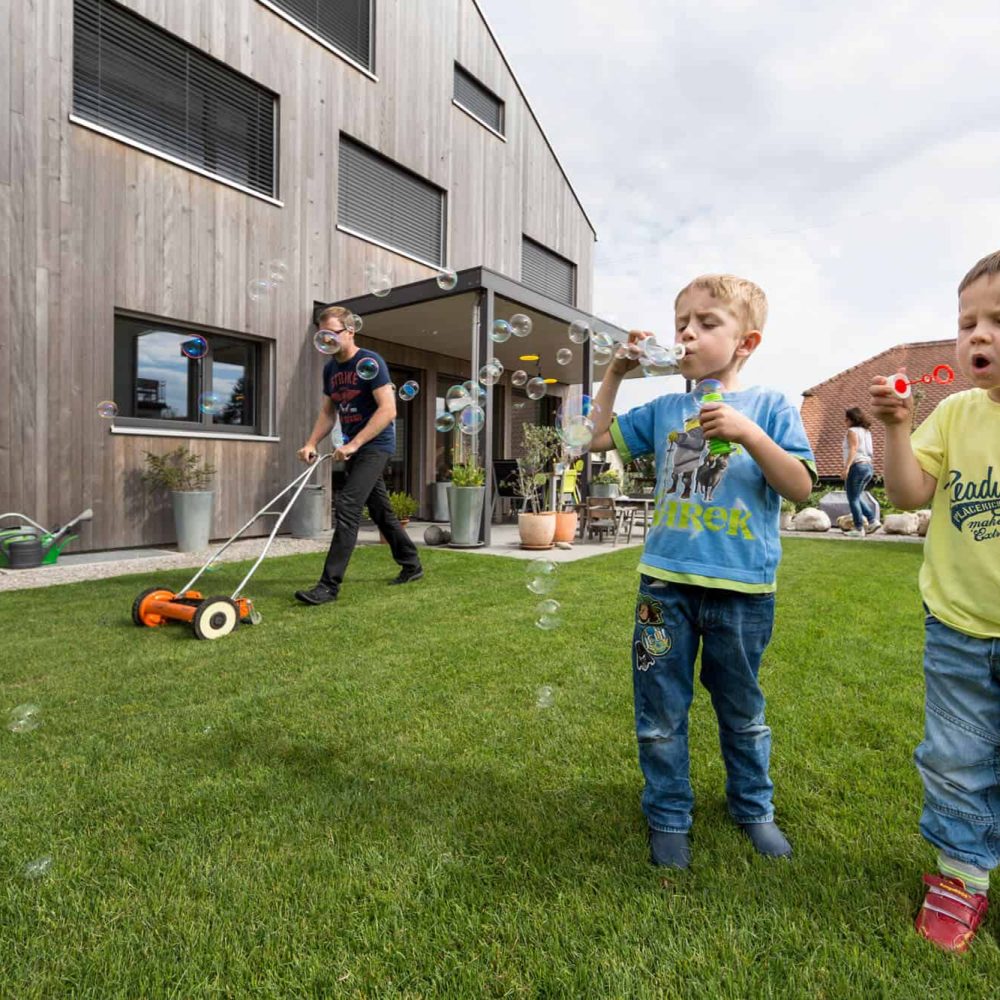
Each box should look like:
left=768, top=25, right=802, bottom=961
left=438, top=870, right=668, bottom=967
left=3, top=538, right=1000, bottom=998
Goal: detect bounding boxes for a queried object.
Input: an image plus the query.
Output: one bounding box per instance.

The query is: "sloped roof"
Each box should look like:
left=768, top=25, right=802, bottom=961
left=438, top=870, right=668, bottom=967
left=800, top=339, right=972, bottom=479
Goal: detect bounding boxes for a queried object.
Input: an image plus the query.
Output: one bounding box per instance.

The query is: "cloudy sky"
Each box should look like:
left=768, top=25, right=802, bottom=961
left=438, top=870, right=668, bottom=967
left=478, top=0, right=1000, bottom=410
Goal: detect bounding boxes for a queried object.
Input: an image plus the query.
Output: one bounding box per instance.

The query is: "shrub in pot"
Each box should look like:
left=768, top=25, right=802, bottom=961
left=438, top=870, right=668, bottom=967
left=142, top=447, right=216, bottom=552
left=448, top=462, right=486, bottom=546
left=591, top=469, right=621, bottom=499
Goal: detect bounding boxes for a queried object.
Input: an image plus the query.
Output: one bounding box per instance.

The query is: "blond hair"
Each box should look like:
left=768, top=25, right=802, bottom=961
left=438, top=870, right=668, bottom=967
left=316, top=305, right=356, bottom=330
left=958, top=250, right=1000, bottom=296
left=674, top=274, right=768, bottom=333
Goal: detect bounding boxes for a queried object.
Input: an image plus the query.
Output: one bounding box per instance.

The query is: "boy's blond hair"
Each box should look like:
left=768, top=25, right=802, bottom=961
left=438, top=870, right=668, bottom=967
left=316, top=304, right=356, bottom=330
left=674, top=274, right=768, bottom=334
left=958, top=250, right=1000, bottom=296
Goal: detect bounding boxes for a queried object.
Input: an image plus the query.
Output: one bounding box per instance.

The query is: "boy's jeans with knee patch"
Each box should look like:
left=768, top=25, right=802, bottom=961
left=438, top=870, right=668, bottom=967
left=632, top=575, right=777, bottom=834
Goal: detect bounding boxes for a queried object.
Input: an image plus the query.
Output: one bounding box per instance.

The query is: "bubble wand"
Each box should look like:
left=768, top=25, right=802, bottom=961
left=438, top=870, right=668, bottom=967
left=888, top=364, right=954, bottom=399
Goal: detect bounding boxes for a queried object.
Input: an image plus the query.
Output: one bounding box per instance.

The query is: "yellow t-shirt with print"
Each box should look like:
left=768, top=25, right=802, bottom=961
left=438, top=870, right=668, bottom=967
left=911, top=389, right=1000, bottom=638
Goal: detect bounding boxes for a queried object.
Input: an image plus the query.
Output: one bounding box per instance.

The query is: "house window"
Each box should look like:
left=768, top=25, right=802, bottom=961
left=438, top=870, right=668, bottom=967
left=521, top=236, right=576, bottom=306
left=73, top=0, right=278, bottom=199
left=453, top=64, right=504, bottom=136
left=113, top=315, right=267, bottom=435
left=257, top=0, right=374, bottom=73
left=338, top=136, right=446, bottom=267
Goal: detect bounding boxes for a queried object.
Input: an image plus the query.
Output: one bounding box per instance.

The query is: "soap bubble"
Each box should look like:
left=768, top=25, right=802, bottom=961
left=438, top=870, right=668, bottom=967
left=97, top=400, right=119, bottom=419
left=446, top=385, right=472, bottom=412
left=490, top=319, right=511, bottom=343
left=511, top=370, right=528, bottom=388
left=350, top=313, right=364, bottom=332
left=459, top=405, right=485, bottom=436
left=398, top=380, right=420, bottom=401
left=7, top=703, right=42, bottom=734
left=357, top=357, right=380, bottom=381
left=199, top=391, right=224, bottom=415
left=526, top=559, right=557, bottom=595
left=556, top=348, right=573, bottom=366
left=693, top=378, right=725, bottom=405
left=247, top=278, right=272, bottom=301
left=592, top=331, right=614, bottom=352
left=313, top=330, right=341, bottom=355
left=535, top=685, right=555, bottom=708
left=535, top=599, right=562, bottom=630
left=488, top=357, right=504, bottom=375
left=556, top=395, right=599, bottom=449
left=22, top=857, right=53, bottom=880
left=436, top=268, right=458, bottom=290
left=367, top=270, right=392, bottom=297
left=510, top=314, right=533, bottom=338
left=435, top=412, right=456, bottom=433
left=479, top=364, right=501, bottom=386
left=526, top=377, right=547, bottom=400
left=568, top=320, right=592, bottom=344
left=181, top=335, right=208, bottom=360
left=267, top=260, right=288, bottom=284
left=592, top=348, right=612, bottom=366
left=461, top=380, right=487, bottom=407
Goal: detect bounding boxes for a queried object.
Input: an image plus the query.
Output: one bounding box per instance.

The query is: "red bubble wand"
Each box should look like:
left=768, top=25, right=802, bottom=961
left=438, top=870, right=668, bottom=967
left=889, top=364, right=954, bottom=399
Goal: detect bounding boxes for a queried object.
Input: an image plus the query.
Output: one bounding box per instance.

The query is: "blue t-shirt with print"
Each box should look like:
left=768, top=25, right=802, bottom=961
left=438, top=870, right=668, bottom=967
left=322, top=349, right=395, bottom=454
left=610, top=386, right=816, bottom=591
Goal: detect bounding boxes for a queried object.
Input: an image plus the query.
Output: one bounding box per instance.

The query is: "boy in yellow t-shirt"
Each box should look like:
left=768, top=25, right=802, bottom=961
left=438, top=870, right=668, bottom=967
left=871, top=248, right=1000, bottom=954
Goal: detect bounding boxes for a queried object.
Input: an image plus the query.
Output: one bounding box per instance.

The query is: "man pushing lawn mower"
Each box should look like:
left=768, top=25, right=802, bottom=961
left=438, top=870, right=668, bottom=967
left=294, top=306, right=423, bottom=606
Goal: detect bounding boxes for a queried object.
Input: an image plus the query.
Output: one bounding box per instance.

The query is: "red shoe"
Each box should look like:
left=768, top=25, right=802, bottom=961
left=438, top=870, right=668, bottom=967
left=915, top=873, right=988, bottom=953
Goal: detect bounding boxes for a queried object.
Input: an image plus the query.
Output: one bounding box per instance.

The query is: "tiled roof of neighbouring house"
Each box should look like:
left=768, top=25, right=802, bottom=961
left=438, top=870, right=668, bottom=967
left=800, top=339, right=972, bottom=480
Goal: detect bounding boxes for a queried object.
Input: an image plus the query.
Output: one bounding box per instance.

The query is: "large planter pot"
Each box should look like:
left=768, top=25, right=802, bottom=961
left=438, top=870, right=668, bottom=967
left=553, top=510, right=578, bottom=543
left=172, top=490, right=214, bottom=552
left=518, top=511, right=556, bottom=549
left=590, top=483, right=619, bottom=499
left=448, top=485, right=485, bottom=547
left=431, top=481, right=450, bottom=522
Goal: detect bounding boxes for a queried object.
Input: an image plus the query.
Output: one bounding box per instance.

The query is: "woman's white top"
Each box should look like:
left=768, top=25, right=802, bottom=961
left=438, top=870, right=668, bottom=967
left=843, top=427, right=874, bottom=466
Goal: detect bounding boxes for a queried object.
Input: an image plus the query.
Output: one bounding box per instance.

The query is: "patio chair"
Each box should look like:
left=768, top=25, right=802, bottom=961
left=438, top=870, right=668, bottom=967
left=585, top=497, right=628, bottom=544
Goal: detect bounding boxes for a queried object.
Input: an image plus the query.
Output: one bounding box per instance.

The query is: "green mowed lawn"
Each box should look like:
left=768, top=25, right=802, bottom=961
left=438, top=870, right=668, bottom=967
left=3, top=539, right=998, bottom=998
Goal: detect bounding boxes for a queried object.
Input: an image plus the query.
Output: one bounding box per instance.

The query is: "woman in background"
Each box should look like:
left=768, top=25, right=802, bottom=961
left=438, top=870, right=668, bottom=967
left=843, top=406, right=879, bottom=537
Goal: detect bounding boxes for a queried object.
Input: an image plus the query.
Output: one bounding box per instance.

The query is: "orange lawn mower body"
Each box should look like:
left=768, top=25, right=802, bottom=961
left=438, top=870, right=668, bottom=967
left=131, top=455, right=332, bottom=640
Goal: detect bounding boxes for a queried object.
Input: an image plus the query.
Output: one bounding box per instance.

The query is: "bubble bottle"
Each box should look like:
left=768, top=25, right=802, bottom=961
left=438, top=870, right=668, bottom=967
left=693, top=378, right=735, bottom=456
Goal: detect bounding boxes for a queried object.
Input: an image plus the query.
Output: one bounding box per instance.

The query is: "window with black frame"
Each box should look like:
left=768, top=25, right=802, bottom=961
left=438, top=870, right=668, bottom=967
left=113, top=315, right=265, bottom=434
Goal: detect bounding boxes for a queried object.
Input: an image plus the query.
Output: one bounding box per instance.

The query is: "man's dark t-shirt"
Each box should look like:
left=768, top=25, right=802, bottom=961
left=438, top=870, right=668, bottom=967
left=323, top=349, right=395, bottom=454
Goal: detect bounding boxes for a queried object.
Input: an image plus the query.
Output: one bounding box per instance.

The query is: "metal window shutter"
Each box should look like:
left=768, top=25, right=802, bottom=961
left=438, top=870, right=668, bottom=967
left=339, top=137, right=444, bottom=265
left=521, top=237, right=576, bottom=306
left=73, top=0, right=276, bottom=197
left=264, top=0, right=372, bottom=70
left=454, top=66, right=503, bottom=134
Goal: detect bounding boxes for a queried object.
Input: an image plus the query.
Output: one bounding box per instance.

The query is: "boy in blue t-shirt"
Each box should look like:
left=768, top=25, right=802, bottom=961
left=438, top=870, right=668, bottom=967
left=588, top=274, right=816, bottom=868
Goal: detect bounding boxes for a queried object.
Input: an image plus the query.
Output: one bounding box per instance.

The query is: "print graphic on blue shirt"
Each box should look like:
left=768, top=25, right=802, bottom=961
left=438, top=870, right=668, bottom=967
left=322, top=349, right=395, bottom=454
left=611, top=387, right=816, bottom=588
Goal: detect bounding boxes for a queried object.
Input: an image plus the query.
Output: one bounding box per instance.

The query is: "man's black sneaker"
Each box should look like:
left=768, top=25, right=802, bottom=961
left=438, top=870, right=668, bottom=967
left=389, top=567, right=424, bottom=586
left=294, top=584, right=337, bottom=605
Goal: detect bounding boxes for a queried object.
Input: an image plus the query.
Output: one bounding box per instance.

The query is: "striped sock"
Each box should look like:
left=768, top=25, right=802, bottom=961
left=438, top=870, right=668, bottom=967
left=938, top=852, right=990, bottom=895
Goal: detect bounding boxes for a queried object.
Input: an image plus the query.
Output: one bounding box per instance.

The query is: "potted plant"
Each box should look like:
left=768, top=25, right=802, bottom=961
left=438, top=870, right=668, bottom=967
left=591, top=468, right=622, bottom=499
left=516, top=424, right=562, bottom=549
left=142, top=446, right=216, bottom=552
left=448, top=461, right=486, bottom=547
left=376, top=491, right=418, bottom=543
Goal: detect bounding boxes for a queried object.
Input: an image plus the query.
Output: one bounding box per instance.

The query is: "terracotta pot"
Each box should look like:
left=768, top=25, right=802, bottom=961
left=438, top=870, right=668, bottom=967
left=553, top=510, right=578, bottom=543
left=378, top=518, right=409, bottom=543
left=518, top=511, right=556, bottom=549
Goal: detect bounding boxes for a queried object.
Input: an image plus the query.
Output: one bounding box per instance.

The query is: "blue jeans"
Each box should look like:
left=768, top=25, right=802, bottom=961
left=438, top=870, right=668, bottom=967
left=845, top=461, right=876, bottom=530
left=632, top=576, right=777, bottom=833
left=915, top=612, right=1000, bottom=870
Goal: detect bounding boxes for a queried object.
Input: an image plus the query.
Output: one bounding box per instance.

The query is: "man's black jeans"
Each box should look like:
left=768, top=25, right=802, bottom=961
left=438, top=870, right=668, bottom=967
left=320, top=448, right=420, bottom=592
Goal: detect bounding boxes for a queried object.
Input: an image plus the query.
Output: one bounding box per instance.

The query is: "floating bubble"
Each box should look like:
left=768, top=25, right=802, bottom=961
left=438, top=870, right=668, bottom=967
left=436, top=268, right=458, bottom=291
left=535, top=685, right=555, bottom=708
left=445, top=385, right=472, bottom=412
left=526, top=377, right=547, bottom=400
left=247, top=278, right=272, bottom=301
left=490, top=319, right=511, bottom=343
left=592, top=331, right=614, bottom=352
left=181, top=335, right=208, bottom=360
left=479, top=364, right=501, bottom=386
left=367, top=270, right=392, bottom=297
left=488, top=357, right=504, bottom=375
left=357, top=357, right=380, bottom=381
left=693, top=378, right=725, bottom=405
left=97, top=400, right=119, bottom=419
left=568, top=320, right=592, bottom=344
left=398, top=380, right=420, bottom=401
left=22, top=857, right=53, bottom=880
left=511, top=370, right=528, bottom=388
left=199, top=391, right=223, bottom=415
left=435, top=412, right=456, bottom=433
left=7, top=703, right=42, bottom=734
left=350, top=313, right=364, bottom=333
left=313, top=330, right=341, bottom=355
left=268, top=260, right=288, bottom=284
left=461, top=381, right=487, bottom=408
left=592, top=347, right=612, bottom=366
left=556, top=348, right=573, bottom=366
left=535, top=598, right=562, bottom=630
left=526, top=559, right=557, bottom=595
left=510, top=314, right=533, bottom=338
left=459, top=405, right=485, bottom=436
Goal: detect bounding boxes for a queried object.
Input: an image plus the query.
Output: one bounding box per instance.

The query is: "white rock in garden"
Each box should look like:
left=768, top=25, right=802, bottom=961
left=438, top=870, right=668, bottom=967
left=916, top=510, right=932, bottom=537
left=884, top=512, right=920, bottom=535
left=836, top=514, right=854, bottom=532
left=793, top=508, right=831, bottom=532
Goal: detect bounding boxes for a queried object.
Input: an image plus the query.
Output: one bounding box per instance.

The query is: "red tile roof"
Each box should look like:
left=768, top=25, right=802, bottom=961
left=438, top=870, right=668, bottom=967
left=800, top=339, right=972, bottom=480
